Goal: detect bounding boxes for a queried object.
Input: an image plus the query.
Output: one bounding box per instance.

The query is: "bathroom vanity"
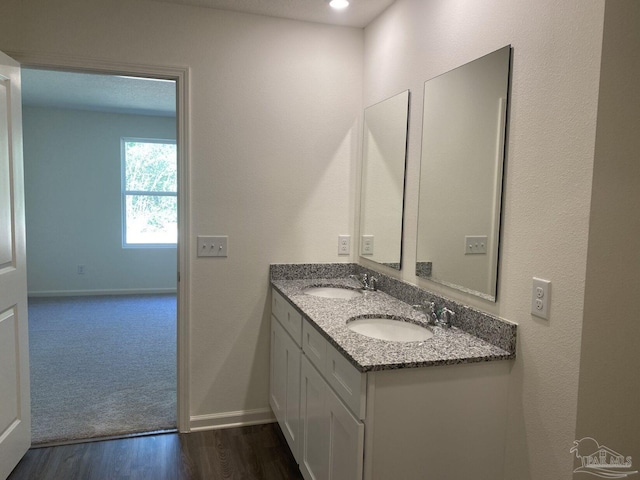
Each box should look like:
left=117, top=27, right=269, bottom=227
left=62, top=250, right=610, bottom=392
left=269, top=264, right=516, bottom=480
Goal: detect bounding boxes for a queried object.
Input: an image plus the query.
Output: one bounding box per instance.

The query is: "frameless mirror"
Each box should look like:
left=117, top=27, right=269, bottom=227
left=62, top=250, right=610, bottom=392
left=416, top=46, right=511, bottom=301
left=360, top=90, right=410, bottom=270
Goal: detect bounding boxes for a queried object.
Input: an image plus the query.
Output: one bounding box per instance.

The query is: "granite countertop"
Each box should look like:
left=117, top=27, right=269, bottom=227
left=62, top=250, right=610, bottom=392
left=271, top=276, right=514, bottom=373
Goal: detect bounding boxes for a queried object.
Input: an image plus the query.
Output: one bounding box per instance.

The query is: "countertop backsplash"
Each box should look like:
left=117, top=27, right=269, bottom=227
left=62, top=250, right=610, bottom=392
left=270, top=263, right=516, bottom=368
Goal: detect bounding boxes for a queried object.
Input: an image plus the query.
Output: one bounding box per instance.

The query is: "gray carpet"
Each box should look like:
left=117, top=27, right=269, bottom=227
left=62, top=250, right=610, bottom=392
left=28, top=294, right=177, bottom=445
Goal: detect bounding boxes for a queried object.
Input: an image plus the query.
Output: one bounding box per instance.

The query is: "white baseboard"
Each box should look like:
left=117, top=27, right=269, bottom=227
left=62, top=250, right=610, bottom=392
left=189, top=408, right=275, bottom=432
left=28, top=288, right=177, bottom=297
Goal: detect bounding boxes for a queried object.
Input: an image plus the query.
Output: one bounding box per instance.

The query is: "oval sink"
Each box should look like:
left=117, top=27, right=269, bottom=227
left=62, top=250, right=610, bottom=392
left=347, top=317, right=433, bottom=342
left=304, top=286, right=364, bottom=299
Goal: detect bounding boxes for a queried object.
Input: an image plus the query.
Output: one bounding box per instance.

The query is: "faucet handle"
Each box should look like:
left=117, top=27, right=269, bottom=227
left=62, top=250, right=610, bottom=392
left=413, top=301, right=437, bottom=325
left=412, top=301, right=433, bottom=311
left=437, top=307, right=455, bottom=328
left=349, top=273, right=369, bottom=289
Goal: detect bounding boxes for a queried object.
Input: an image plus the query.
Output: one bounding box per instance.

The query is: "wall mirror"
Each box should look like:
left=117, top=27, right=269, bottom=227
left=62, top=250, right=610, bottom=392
left=360, top=90, right=410, bottom=270
left=416, top=46, right=511, bottom=301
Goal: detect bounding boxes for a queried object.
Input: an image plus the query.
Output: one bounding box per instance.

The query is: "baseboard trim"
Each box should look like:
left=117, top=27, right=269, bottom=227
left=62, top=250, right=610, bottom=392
left=189, top=408, right=275, bottom=432
left=28, top=288, right=177, bottom=298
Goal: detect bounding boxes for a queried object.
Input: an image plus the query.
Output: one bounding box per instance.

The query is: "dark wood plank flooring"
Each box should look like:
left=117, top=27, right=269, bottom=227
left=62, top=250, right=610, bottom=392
left=8, top=423, right=303, bottom=480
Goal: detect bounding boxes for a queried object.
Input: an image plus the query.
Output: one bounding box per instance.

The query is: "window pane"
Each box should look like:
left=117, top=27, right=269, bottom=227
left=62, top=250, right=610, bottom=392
left=125, top=141, right=177, bottom=192
left=125, top=194, right=177, bottom=244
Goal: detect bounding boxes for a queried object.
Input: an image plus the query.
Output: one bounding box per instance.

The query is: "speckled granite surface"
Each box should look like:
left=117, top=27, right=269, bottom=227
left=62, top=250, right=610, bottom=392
left=270, top=263, right=357, bottom=280
left=270, top=264, right=516, bottom=373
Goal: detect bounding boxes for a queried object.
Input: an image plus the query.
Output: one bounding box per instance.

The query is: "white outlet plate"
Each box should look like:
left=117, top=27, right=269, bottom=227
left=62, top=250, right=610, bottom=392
left=338, top=235, right=350, bottom=255
left=531, top=277, right=551, bottom=319
left=361, top=235, right=374, bottom=255
left=197, top=235, right=228, bottom=257
left=464, top=235, right=488, bottom=254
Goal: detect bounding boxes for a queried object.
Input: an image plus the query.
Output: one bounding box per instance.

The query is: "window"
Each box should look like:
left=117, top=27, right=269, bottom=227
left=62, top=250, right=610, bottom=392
left=122, top=138, right=177, bottom=246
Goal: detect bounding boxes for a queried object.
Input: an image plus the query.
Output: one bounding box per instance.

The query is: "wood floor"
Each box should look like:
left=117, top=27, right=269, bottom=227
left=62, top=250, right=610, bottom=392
left=8, top=423, right=303, bottom=480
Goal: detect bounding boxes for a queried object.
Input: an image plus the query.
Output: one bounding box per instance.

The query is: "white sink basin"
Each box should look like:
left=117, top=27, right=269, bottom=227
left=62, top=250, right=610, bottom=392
left=347, top=317, right=433, bottom=342
left=304, top=286, right=364, bottom=299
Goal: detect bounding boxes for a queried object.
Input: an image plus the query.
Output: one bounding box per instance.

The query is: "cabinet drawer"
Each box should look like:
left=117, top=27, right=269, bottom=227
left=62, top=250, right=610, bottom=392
left=302, top=318, right=366, bottom=420
left=326, top=343, right=366, bottom=420
left=272, top=289, right=303, bottom=347
left=302, top=319, right=327, bottom=372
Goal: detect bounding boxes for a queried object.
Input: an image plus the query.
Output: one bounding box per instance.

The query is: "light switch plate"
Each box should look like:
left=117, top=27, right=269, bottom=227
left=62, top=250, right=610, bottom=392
left=464, top=235, right=488, bottom=254
left=197, top=235, right=228, bottom=257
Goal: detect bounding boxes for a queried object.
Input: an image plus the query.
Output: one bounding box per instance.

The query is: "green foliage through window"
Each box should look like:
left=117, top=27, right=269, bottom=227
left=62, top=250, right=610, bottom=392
left=122, top=139, right=177, bottom=246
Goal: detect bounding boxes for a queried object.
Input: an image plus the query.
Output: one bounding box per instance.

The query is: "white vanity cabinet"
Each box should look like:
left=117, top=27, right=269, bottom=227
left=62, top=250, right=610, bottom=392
left=270, top=289, right=303, bottom=462
left=299, top=321, right=365, bottom=480
left=270, top=287, right=511, bottom=480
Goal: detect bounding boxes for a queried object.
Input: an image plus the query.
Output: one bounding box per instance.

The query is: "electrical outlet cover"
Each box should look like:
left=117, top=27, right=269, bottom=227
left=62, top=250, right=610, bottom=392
left=531, top=277, right=551, bottom=319
left=338, top=235, right=350, bottom=255
left=361, top=235, right=374, bottom=255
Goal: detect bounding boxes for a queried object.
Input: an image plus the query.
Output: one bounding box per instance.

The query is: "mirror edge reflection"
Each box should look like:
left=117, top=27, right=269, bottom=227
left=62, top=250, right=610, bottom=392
left=415, top=45, right=513, bottom=302
left=359, top=89, right=410, bottom=271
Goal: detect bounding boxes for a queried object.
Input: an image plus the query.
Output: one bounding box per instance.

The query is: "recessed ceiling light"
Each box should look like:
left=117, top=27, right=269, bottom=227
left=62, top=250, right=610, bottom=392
left=329, top=0, right=349, bottom=10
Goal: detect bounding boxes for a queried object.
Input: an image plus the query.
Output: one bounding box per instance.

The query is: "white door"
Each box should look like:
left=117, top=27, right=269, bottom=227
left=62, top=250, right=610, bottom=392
left=0, top=50, right=30, bottom=480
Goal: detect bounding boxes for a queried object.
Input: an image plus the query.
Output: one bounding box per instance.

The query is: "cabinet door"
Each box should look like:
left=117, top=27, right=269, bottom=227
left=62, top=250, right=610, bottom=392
left=300, top=355, right=364, bottom=480
left=270, top=317, right=284, bottom=423
left=270, top=317, right=301, bottom=461
left=300, top=355, right=329, bottom=480
left=327, top=388, right=364, bottom=480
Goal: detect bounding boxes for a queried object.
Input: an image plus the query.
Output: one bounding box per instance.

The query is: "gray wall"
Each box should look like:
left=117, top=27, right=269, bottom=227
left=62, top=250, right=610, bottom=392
left=23, top=106, right=177, bottom=295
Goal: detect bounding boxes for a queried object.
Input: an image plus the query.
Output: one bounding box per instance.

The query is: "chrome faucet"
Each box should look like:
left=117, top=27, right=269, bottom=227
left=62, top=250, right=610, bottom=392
left=413, top=301, right=438, bottom=325
left=350, top=273, right=378, bottom=291
left=412, top=302, right=454, bottom=328
left=437, top=307, right=455, bottom=329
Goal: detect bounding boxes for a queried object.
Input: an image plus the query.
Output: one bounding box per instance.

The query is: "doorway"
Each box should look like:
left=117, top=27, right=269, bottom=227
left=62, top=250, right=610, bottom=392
left=20, top=66, right=187, bottom=445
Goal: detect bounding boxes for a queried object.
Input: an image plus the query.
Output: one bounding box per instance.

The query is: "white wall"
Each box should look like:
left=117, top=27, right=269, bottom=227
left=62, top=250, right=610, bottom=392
left=363, top=1, right=604, bottom=478
left=0, top=0, right=363, bottom=426
left=574, top=0, right=640, bottom=472
left=23, top=106, right=177, bottom=296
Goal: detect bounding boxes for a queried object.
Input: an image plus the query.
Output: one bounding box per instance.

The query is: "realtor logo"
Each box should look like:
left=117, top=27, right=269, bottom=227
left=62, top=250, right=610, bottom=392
left=571, top=437, right=638, bottom=478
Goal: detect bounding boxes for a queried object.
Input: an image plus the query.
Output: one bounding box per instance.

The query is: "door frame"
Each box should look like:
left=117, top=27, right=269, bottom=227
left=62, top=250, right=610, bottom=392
left=8, top=51, right=191, bottom=432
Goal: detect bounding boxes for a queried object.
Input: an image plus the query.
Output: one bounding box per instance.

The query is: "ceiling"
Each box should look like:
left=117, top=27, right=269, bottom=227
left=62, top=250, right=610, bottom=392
left=22, top=0, right=393, bottom=116
left=21, top=69, right=177, bottom=117
left=149, top=0, right=395, bottom=28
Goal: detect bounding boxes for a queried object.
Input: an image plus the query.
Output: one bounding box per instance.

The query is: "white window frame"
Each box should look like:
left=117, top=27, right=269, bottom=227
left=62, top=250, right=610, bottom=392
left=121, top=137, right=177, bottom=248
